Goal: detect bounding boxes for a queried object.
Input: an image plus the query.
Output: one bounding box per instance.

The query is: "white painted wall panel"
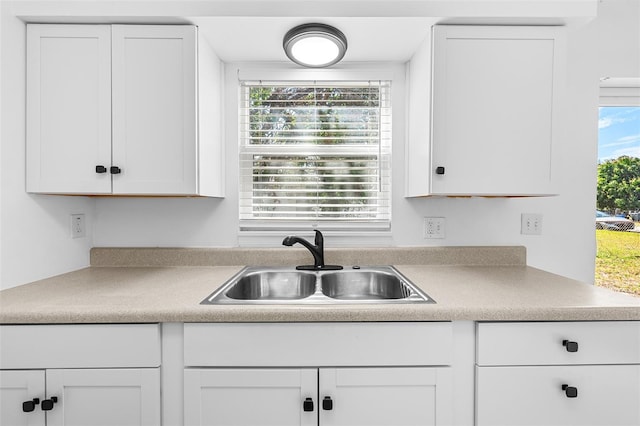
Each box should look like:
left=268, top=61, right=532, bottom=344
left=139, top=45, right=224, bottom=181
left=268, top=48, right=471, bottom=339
left=1, top=10, right=93, bottom=291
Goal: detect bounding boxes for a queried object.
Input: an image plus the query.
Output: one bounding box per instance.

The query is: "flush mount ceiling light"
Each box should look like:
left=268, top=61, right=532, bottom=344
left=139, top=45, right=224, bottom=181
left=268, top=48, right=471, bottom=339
left=283, top=23, right=347, bottom=68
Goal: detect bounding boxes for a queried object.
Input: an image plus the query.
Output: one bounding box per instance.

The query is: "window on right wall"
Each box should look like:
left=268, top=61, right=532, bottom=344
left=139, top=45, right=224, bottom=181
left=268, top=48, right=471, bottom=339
left=596, top=78, right=640, bottom=296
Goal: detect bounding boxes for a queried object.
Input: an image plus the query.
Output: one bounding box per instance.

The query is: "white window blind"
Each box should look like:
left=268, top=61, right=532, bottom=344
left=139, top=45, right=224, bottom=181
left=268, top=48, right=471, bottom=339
left=239, top=81, right=391, bottom=231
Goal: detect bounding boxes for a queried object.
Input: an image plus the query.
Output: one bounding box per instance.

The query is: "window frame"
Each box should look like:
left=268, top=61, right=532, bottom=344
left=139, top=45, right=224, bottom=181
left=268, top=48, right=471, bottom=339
left=599, top=77, right=640, bottom=107
left=237, top=71, right=394, bottom=237
left=594, top=77, right=640, bottom=293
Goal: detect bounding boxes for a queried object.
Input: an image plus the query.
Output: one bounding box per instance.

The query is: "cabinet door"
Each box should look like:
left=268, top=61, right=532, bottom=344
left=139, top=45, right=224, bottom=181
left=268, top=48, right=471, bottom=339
left=0, top=370, right=46, bottom=426
left=430, top=26, right=564, bottom=195
left=26, top=24, right=112, bottom=194
left=45, top=368, right=160, bottom=426
left=476, top=365, right=640, bottom=426
left=319, top=367, right=452, bottom=426
left=111, top=25, right=197, bottom=195
left=184, top=368, right=318, bottom=426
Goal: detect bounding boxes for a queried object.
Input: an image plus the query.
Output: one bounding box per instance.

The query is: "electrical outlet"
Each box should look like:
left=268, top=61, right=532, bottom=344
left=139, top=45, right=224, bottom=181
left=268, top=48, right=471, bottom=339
left=521, top=213, right=543, bottom=235
left=71, top=214, right=85, bottom=238
left=424, top=217, right=445, bottom=239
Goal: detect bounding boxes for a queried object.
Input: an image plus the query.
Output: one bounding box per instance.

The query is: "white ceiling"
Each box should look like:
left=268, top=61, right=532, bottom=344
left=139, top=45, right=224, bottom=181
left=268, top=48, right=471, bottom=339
left=192, top=17, right=437, bottom=63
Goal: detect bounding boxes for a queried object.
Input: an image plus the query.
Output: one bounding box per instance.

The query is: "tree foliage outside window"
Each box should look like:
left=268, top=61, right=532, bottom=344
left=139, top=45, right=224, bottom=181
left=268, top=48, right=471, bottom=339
left=597, top=156, right=640, bottom=212
left=597, top=106, right=640, bottom=214
left=239, top=82, right=391, bottom=230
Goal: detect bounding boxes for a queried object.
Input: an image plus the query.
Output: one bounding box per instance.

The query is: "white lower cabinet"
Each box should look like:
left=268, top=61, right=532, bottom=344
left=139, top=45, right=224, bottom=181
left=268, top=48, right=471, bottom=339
left=476, top=365, right=640, bottom=426
left=476, top=321, right=640, bottom=426
left=47, top=368, right=160, bottom=426
left=0, top=368, right=161, bottom=426
left=0, top=370, right=46, bottom=426
left=182, top=322, right=454, bottom=426
left=184, top=368, right=317, bottom=426
left=318, top=367, right=451, bottom=426
left=0, top=324, right=162, bottom=426
left=184, top=367, right=452, bottom=426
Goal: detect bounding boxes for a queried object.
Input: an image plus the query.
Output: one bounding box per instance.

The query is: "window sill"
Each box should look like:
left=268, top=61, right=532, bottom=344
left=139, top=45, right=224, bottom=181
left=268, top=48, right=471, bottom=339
left=238, top=230, right=393, bottom=247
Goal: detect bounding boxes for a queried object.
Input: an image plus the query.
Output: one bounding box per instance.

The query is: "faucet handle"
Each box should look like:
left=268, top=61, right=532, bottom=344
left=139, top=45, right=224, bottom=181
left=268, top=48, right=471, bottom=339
left=313, top=230, right=323, bottom=248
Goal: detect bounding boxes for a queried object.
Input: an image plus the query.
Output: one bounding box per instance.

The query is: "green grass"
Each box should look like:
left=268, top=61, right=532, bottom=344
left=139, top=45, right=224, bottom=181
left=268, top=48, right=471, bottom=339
left=595, top=227, right=640, bottom=296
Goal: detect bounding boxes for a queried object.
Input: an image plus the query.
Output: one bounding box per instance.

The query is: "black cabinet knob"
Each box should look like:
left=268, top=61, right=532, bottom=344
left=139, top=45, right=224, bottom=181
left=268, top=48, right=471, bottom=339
left=22, top=398, right=40, bottom=412
left=303, top=397, right=314, bottom=412
left=95, top=165, right=107, bottom=174
left=435, top=166, right=445, bottom=175
left=322, top=396, right=333, bottom=411
left=110, top=166, right=122, bottom=174
left=562, top=384, right=578, bottom=398
left=563, top=340, right=579, bottom=352
left=41, top=397, right=58, bottom=411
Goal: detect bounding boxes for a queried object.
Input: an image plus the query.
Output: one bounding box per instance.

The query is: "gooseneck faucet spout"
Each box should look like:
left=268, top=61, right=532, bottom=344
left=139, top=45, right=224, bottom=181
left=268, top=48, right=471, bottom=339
left=282, top=230, right=343, bottom=271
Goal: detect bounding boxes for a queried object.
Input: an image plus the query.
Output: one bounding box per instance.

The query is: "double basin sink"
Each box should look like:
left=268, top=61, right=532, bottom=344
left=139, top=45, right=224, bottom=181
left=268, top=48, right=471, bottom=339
left=201, top=266, right=435, bottom=305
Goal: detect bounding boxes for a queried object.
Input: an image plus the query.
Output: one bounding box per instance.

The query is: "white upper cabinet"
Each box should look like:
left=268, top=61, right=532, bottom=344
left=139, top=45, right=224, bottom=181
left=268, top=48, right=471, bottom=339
left=26, top=25, right=112, bottom=194
left=111, top=25, right=197, bottom=195
left=26, top=24, right=224, bottom=197
left=406, top=25, right=565, bottom=197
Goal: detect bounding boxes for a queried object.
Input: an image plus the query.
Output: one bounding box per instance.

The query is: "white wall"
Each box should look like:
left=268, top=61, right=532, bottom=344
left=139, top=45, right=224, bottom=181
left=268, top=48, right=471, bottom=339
left=92, top=20, right=609, bottom=284
left=1, top=0, right=638, bottom=289
left=0, top=7, right=94, bottom=290
left=591, top=0, right=640, bottom=78
left=1, top=1, right=4, bottom=290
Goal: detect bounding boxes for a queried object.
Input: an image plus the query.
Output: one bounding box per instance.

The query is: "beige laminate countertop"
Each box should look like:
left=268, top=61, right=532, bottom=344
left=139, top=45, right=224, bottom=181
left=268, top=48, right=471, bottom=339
left=1, top=247, right=639, bottom=323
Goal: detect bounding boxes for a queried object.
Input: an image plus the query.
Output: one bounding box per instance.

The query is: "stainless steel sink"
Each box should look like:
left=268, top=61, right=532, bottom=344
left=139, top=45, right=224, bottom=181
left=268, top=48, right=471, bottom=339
left=225, top=271, right=316, bottom=300
left=321, top=270, right=413, bottom=300
left=201, top=266, right=435, bottom=305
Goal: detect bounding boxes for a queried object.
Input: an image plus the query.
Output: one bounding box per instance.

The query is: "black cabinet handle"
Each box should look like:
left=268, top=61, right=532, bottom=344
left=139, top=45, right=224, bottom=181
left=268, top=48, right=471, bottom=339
left=22, top=398, right=40, bottom=412
left=303, top=397, right=314, bottom=412
left=563, top=340, right=579, bottom=352
left=95, top=165, right=107, bottom=174
left=110, top=166, right=122, bottom=174
left=322, top=396, right=333, bottom=411
left=435, top=166, right=445, bottom=175
left=562, top=384, right=578, bottom=398
left=41, top=397, right=58, bottom=411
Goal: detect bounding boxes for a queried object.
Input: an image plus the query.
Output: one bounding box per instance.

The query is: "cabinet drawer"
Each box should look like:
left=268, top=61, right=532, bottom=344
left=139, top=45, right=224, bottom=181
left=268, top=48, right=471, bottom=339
left=477, top=321, right=640, bottom=366
left=476, top=365, right=640, bottom=426
left=0, top=324, right=161, bottom=368
left=184, top=322, right=452, bottom=367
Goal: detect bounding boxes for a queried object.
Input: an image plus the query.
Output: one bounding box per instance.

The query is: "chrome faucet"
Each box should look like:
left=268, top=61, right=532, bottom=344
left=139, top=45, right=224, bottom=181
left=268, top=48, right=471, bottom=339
left=282, top=230, right=343, bottom=270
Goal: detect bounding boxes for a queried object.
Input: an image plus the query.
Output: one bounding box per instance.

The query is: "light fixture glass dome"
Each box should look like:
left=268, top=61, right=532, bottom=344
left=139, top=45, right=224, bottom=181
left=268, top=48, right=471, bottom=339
left=283, top=23, right=347, bottom=68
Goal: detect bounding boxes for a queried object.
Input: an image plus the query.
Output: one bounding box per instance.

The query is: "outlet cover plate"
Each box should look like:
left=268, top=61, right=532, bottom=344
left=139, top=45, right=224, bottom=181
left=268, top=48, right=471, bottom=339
left=71, top=214, right=85, bottom=238
left=424, top=217, right=445, bottom=239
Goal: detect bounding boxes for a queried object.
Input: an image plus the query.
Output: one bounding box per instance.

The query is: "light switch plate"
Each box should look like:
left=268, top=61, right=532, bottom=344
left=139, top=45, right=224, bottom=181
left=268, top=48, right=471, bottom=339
left=521, top=213, right=543, bottom=235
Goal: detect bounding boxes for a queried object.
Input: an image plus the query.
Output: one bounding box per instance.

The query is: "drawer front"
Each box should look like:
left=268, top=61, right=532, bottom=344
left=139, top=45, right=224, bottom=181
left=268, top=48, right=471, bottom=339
left=0, top=324, right=161, bottom=368
left=477, top=321, right=640, bottom=366
left=476, top=365, right=640, bottom=426
left=184, top=322, right=453, bottom=367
